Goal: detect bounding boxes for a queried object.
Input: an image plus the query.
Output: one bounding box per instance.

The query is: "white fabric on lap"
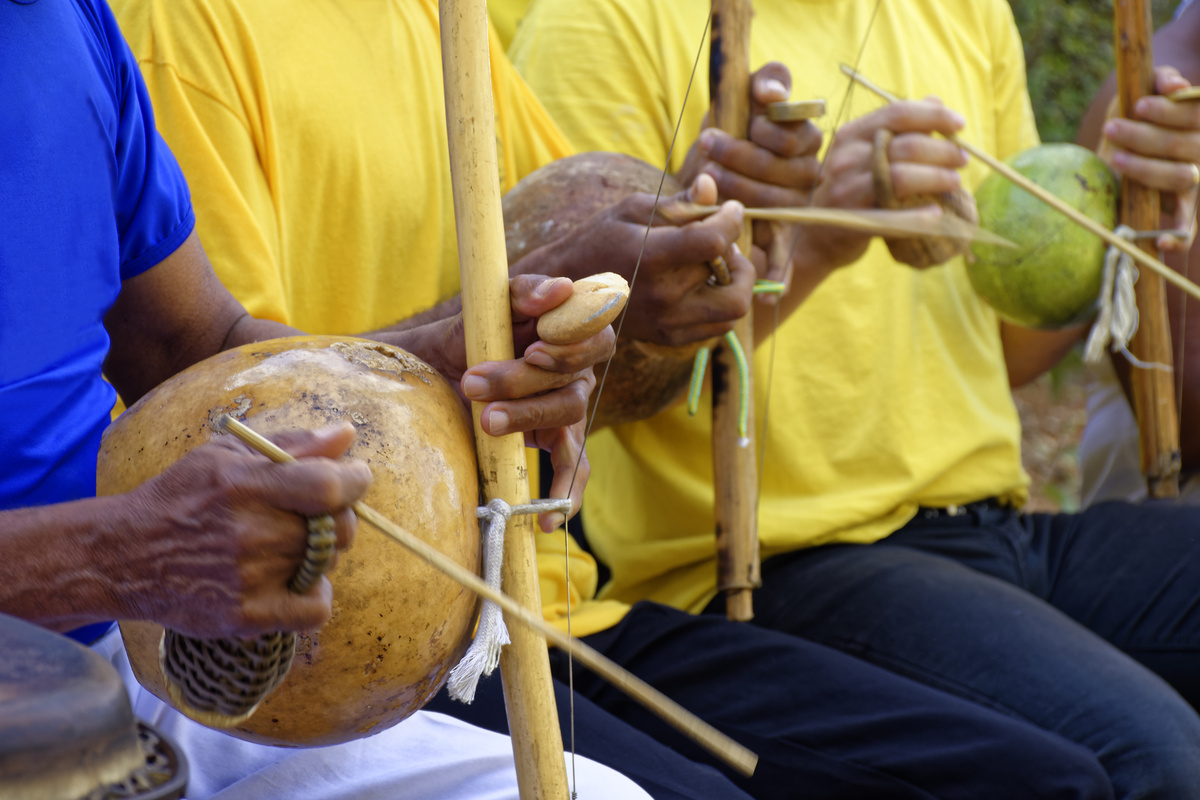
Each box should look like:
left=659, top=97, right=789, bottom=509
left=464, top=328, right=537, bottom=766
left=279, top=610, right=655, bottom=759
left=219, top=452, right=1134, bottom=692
left=1079, top=356, right=1200, bottom=506
left=92, top=630, right=651, bottom=800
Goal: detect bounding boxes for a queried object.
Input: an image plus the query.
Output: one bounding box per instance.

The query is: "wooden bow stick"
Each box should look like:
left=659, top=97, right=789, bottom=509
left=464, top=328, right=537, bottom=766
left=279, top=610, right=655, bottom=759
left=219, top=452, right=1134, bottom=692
left=840, top=64, right=1200, bottom=303
left=438, top=2, right=570, bottom=796
left=664, top=203, right=1016, bottom=247
left=1114, top=0, right=1181, bottom=497
left=221, top=417, right=757, bottom=778
left=709, top=0, right=759, bottom=623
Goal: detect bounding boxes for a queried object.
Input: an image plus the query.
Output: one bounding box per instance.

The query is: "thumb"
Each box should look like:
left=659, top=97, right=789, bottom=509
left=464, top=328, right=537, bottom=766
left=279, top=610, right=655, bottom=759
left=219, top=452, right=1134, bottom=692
left=508, top=274, right=575, bottom=320
left=752, top=62, right=791, bottom=105
left=268, top=422, right=359, bottom=460
left=687, top=172, right=719, bottom=205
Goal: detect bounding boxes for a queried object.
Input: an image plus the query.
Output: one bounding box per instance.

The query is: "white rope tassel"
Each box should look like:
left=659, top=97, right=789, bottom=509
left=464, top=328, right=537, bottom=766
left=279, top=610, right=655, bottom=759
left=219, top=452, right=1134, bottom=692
left=1084, top=224, right=1175, bottom=372
left=1084, top=225, right=1140, bottom=364
left=447, top=497, right=573, bottom=703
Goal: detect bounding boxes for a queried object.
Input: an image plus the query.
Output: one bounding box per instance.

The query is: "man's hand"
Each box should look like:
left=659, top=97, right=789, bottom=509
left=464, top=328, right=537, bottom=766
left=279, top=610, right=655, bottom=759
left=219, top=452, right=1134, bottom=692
left=1099, top=65, right=1200, bottom=252
left=678, top=63, right=822, bottom=209
left=425, top=275, right=613, bottom=531
left=499, top=171, right=756, bottom=435
left=796, top=97, right=969, bottom=273
left=533, top=173, right=755, bottom=347
left=677, top=62, right=823, bottom=293
left=120, top=424, right=369, bottom=638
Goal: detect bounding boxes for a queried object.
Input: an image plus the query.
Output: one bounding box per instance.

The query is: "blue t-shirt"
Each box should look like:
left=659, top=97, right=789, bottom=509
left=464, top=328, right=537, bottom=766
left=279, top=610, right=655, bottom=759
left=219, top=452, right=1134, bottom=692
left=0, top=0, right=194, bottom=513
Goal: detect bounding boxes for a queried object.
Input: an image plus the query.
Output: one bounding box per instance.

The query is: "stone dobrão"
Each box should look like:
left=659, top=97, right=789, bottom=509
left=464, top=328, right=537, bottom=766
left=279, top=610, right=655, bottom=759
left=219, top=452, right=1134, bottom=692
left=504, top=152, right=708, bottom=426
left=97, top=336, right=481, bottom=747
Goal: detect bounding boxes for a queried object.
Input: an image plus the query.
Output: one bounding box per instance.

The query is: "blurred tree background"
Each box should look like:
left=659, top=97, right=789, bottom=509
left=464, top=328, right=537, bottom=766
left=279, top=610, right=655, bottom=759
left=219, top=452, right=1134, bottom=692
left=1011, top=0, right=1182, bottom=143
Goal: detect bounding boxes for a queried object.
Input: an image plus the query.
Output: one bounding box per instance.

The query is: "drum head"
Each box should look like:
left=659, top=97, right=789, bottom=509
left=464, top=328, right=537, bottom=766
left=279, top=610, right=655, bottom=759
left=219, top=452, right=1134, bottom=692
left=0, top=614, right=186, bottom=800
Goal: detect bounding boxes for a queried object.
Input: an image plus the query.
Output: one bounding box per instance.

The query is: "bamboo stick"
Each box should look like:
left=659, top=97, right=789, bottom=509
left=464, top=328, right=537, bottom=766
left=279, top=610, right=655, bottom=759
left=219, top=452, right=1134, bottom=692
left=840, top=63, right=1200, bottom=304
left=437, top=3, right=570, bottom=796
left=1114, top=0, right=1181, bottom=496
left=710, top=0, right=759, bottom=623
left=221, top=416, right=758, bottom=777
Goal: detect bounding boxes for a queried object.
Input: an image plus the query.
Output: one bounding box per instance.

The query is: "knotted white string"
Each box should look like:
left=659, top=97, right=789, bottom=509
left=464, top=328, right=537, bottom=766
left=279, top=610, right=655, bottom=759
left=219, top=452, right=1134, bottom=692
left=447, top=497, right=573, bottom=703
left=1084, top=224, right=1139, bottom=363
left=1084, top=224, right=1174, bottom=372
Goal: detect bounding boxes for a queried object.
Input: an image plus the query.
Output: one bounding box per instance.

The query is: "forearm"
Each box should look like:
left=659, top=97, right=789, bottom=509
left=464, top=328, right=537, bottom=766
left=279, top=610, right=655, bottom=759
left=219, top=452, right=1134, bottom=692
left=589, top=339, right=702, bottom=429
left=369, top=296, right=464, bottom=333
left=220, top=313, right=299, bottom=350
left=105, top=232, right=298, bottom=405
left=0, top=497, right=135, bottom=631
left=1000, top=321, right=1089, bottom=388
left=362, top=316, right=463, bottom=384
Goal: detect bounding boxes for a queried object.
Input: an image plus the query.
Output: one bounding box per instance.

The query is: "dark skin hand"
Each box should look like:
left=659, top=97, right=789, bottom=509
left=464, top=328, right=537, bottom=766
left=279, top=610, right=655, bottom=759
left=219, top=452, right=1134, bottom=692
left=505, top=175, right=757, bottom=428
left=0, top=424, right=368, bottom=638
left=512, top=174, right=756, bottom=348
left=781, top=96, right=1090, bottom=388
left=1078, top=6, right=1200, bottom=470
left=114, top=424, right=369, bottom=638
left=677, top=62, right=824, bottom=299
left=783, top=69, right=1200, bottom=390
left=678, top=63, right=823, bottom=210
left=780, top=97, right=968, bottom=319
left=497, top=65, right=816, bottom=427
left=417, top=274, right=613, bottom=530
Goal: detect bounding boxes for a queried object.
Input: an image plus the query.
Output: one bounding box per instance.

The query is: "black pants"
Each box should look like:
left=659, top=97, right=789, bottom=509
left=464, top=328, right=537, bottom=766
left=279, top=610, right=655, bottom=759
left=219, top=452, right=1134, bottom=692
left=428, top=600, right=1110, bottom=799
left=706, top=500, right=1200, bottom=799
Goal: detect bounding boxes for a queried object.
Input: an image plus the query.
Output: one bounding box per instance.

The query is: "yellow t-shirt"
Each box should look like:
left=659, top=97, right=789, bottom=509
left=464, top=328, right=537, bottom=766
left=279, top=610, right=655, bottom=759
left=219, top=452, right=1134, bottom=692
left=112, top=0, right=626, bottom=638
left=488, top=0, right=532, bottom=51
left=513, top=0, right=1040, bottom=613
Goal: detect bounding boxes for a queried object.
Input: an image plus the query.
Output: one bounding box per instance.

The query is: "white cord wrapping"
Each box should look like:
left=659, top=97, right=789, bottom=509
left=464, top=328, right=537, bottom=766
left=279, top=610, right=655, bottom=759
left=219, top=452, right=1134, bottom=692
left=447, top=497, right=573, bottom=703
left=1085, top=225, right=1140, bottom=363
left=1084, top=225, right=1175, bottom=372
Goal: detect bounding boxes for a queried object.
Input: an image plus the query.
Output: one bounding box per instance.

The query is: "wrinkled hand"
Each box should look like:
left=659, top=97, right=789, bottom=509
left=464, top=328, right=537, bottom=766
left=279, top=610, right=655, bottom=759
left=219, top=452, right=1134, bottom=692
left=545, top=173, right=755, bottom=349
left=122, top=424, right=369, bottom=639
left=798, top=97, right=968, bottom=272
left=677, top=63, right=823, bottom=293
left=441, top=275, right=613, bottom=531
left=1100, top=65, right=1200, bottom=251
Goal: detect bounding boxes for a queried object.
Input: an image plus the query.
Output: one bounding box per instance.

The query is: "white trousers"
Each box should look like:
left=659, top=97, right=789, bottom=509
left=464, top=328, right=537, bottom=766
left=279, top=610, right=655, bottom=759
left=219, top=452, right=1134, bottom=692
left=1079, top=356, right=1200, bottom=506
left=93, top=630, right=651, bottom=800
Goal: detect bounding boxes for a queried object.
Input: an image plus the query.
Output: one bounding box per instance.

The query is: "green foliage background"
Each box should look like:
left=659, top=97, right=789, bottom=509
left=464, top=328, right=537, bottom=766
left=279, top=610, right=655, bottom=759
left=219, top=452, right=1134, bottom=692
left=1011, top=0, right=1182, bottom=142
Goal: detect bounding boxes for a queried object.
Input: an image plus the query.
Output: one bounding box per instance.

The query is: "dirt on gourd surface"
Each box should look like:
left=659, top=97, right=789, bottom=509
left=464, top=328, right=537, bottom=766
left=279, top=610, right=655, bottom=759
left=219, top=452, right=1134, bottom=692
left=1014, top=361, right=1088, bottom=512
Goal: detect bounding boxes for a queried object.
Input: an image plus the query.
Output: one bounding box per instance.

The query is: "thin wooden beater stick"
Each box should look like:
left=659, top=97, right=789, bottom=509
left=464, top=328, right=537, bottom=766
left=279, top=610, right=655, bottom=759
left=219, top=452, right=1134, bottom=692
left=220, top=416, right=759, bottom=778
left=841, top=63, right=1200, bottom=304
left=668, top=203, right=1016, bottom=246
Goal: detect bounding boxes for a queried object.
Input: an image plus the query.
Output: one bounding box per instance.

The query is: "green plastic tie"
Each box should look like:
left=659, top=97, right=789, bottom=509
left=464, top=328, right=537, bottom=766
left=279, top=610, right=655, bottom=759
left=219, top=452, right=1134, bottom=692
left=753, top=279, right=787, bottom=296
left=687, top=346, right=711, bottom=416
left=686, top=280, right=775, bottom=438
left=723, top=330, right=752, bottom=446
left=686, top=332, right=751, bottom=445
